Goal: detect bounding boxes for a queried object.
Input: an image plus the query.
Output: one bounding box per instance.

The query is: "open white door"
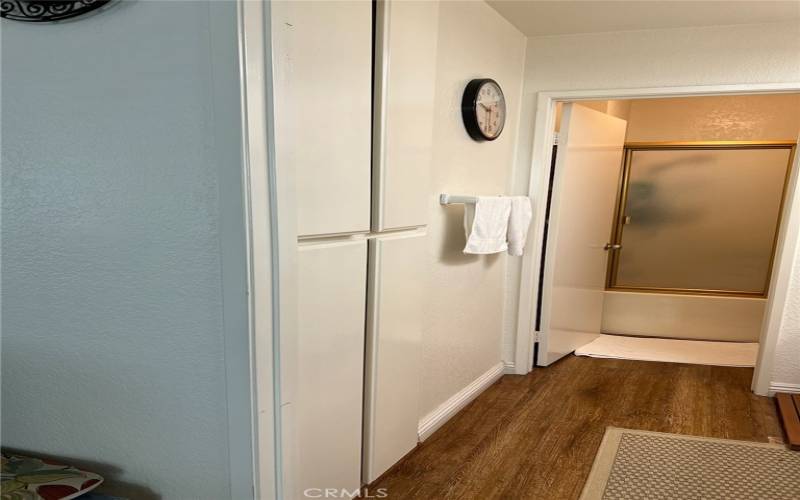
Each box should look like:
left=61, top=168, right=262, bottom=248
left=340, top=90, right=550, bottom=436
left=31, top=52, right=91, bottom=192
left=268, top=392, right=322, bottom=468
left=538, top=103, right=627, bottom=366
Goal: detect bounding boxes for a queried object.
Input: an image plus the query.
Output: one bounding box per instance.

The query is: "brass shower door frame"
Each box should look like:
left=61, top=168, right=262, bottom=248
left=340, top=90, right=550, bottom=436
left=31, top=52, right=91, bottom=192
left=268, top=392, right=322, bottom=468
left=605, top=140, right=798, bottom=298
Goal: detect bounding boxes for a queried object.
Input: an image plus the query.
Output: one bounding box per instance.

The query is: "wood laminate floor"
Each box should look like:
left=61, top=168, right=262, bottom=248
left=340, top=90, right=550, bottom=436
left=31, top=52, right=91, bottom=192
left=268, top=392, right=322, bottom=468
left=370, top=355, right=783, bottom=500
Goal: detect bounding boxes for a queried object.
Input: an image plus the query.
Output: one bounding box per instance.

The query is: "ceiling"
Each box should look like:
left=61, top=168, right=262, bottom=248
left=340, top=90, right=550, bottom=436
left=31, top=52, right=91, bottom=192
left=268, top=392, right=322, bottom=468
left=486, top=1, right=800, bottom=37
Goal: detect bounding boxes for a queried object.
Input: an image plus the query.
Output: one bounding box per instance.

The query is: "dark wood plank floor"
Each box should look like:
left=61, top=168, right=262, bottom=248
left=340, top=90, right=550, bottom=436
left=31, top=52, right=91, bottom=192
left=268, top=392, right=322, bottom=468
left=370, top=355, right=783, bottom=500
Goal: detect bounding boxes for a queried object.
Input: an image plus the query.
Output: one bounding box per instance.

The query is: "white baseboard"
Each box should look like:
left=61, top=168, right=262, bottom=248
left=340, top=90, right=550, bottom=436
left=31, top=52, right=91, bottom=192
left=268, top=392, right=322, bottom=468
left=503, top=361, right=516, bottom=374
left=418, top=362, right=504, bottom=442
left=770, top=382, right=800, bottom=394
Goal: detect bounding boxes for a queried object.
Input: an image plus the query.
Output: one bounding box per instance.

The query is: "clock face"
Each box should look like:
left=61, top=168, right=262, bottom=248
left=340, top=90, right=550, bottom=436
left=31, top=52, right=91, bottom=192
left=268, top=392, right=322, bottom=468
left=475, top=81, right=506, bottom=139
left=461, top=79, right=506, bottom=142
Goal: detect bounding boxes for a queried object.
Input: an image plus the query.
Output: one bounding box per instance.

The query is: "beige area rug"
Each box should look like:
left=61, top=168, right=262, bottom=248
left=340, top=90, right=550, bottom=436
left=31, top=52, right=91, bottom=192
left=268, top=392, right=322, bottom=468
left=580, top=428, right=800, bottom=499
left=574, top=334, right=759, bottom=367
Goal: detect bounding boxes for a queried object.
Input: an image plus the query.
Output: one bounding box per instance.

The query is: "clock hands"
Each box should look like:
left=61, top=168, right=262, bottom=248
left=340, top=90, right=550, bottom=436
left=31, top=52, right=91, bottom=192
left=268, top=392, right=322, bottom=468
left=479, top=102, right=495, bottom=134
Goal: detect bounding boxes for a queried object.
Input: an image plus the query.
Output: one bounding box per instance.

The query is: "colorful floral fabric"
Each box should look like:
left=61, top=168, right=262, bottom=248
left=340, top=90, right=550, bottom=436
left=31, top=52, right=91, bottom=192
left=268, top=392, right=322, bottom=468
left=1, top=453, right=103, bottom=500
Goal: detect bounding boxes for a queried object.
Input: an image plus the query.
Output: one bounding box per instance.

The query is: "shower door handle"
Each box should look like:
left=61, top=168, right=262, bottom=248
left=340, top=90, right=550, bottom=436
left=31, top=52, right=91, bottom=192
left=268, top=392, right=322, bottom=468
left=603, top=243, right=622, bottom=251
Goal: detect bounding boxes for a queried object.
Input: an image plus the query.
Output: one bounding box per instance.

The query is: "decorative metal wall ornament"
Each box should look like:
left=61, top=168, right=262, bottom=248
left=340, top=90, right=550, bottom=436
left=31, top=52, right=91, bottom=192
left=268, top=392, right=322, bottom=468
left=1, top=0, right=111, bottom=22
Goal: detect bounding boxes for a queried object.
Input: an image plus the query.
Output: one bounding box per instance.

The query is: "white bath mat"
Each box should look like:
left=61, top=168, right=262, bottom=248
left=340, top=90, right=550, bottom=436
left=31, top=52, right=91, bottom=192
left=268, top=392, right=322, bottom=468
left=574, top=335, right=758, bottom=367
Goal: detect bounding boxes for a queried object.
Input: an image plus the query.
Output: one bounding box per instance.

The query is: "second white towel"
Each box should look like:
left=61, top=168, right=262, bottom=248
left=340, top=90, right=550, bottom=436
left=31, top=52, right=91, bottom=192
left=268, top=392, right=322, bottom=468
left=463, top=197, right=512, bottom=254
left=507, top=196, right=533, bottom=256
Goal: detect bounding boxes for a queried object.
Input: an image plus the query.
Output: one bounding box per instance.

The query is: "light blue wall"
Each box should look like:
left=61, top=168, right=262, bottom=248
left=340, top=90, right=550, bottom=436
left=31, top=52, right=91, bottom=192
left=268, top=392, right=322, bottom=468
left=1, top=2, right=253, bottom=498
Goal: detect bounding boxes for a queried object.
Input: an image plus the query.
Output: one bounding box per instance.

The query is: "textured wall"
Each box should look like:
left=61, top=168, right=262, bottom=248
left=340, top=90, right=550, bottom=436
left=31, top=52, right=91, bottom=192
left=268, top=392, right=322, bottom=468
left=422, top=1, right=526, bottom=416
left=1, top=2, right=252, bottom=498
left=774, top=242, right=800, bottom=385
left=626, top=94, right=800, bottom=142
left=503, top=21, right=800, bottom=378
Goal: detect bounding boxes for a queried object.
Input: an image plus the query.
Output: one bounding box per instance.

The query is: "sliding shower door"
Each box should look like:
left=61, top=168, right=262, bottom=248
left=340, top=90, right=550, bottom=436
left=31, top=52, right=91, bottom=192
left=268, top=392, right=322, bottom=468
left=607, top=142, right=795, bottom=297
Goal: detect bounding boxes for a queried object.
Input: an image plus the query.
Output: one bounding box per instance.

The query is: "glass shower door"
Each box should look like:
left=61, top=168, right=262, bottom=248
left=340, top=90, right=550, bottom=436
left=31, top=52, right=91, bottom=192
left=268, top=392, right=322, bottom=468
left=608, top=143, right=795, bottom=296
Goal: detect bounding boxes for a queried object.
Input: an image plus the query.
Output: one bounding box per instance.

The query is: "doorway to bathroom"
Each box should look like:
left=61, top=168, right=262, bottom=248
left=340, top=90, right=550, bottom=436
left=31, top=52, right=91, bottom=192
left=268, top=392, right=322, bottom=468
left=517, top=88, right=800, bottom=395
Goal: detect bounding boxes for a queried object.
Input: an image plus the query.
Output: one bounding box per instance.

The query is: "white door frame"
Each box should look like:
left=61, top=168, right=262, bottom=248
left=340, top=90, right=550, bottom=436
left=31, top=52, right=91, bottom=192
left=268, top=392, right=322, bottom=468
left=238, top=0, right=281, bottom=498
left=514, top=82, right=800, bottom=396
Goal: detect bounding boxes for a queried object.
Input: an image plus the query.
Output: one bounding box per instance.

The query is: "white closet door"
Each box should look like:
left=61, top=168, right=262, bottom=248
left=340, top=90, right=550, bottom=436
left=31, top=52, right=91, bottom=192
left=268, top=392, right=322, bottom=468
left=363, top=231, right=426, bottom=482
left=273, top=1, right=372, bottom=237
left=373, top=0, right=439, bottom=231
left=296, top=239, right=367, bottom=494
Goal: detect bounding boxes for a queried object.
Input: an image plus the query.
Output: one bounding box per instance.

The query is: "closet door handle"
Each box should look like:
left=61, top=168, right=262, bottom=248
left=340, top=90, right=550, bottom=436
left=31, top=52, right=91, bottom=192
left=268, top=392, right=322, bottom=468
left=603, top=243, right=622, bottom=251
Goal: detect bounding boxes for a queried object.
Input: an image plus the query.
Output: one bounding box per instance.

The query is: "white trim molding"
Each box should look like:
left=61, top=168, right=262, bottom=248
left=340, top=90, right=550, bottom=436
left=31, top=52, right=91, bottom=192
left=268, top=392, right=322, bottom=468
left=238, top=0, right=281, bottom=497
left=418, top=362, right=505, bottom=442
left=753, top=130, right=800, bottom=395
left=770, top=382, right=800, bottom=395
left=503, top=361, right=517, bottom=374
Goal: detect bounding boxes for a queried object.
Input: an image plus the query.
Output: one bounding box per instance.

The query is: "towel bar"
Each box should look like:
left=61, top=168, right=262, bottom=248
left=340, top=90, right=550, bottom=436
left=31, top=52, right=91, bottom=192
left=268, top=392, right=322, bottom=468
left=439, top=194, right=479, bottom=205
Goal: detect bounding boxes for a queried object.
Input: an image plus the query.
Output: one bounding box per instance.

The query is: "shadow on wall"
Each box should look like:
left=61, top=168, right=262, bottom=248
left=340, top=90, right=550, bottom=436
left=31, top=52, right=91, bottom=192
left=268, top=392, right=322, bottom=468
left=438, top=205, right=501, bottom=268
left=3, top=448, right=160, bottom=500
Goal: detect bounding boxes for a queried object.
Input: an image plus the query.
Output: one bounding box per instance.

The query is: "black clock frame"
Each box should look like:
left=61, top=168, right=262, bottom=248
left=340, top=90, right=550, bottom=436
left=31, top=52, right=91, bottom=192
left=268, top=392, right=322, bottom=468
left=461, top=78, right=505, bottom=142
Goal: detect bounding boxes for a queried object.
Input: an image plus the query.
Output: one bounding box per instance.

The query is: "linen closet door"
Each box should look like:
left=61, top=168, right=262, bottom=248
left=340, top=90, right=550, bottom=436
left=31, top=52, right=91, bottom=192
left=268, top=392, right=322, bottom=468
left=364, top=231, right=426, bottom=482
left=371, top=0, right=438, bottom=231
left=363, top=0, right=438, bottom=483
left=296, top=240, right=367, bottom=493
left=272, top=1, right=372, bottom=496
left=275, top=1, right=371, bottom=237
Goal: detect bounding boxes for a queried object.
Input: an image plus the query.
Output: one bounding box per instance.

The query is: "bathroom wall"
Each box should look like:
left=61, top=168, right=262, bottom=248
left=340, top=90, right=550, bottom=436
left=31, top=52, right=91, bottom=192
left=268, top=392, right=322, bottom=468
left=505, top=21, right=800, bottom=385
left=422, top=0, right=526, bottom=417
left=626, top=94, right=800, bottom=142
left=1, top=2, right=253, bottom=498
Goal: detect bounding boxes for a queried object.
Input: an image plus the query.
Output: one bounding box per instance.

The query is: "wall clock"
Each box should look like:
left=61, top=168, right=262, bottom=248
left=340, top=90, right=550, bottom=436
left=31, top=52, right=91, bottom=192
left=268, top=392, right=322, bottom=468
left=461, top=78, right=506, bottom=142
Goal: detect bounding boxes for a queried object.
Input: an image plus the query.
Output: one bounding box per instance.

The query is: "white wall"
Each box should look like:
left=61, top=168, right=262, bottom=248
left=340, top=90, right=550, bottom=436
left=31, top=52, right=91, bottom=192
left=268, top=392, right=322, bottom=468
left=774, top=243, right=800, bottom=387
left=422, top=1, right=525, bottom=416
left=504, top=21, right=800, bottom=381
left=1, top=3, right=253, bottom=498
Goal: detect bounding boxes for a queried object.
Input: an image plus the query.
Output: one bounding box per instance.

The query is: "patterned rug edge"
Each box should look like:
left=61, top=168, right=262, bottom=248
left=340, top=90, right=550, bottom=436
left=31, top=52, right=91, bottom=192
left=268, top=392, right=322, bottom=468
left=579, top=427, right=789, bottom=500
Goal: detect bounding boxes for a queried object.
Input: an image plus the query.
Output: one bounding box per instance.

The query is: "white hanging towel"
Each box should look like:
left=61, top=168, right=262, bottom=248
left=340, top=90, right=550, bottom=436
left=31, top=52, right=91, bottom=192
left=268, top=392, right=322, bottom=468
left=507, top=196, right=532, bottom=256
left=463, top=197, right=512, bottom=254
